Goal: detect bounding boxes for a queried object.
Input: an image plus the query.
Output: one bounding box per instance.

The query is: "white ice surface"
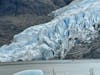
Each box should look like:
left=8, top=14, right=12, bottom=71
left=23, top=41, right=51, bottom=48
left=0, top=0, right=100, bottom=62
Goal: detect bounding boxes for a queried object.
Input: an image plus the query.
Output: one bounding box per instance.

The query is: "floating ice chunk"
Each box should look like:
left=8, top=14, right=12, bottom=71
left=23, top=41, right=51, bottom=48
left=14, top=70, right=43, bottom=75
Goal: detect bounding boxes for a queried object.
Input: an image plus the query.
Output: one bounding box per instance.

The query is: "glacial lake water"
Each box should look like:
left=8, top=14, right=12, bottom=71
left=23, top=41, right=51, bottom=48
left=0, top=60, right=100, bottom=75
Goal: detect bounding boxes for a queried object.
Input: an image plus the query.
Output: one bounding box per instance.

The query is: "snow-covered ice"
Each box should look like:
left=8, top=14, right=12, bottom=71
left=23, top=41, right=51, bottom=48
left=0, top=0, right=100, bottom=62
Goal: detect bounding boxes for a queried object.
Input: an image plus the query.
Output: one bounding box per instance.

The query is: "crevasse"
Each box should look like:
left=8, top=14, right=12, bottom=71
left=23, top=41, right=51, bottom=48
left=0, top=0, right=100, bottom=62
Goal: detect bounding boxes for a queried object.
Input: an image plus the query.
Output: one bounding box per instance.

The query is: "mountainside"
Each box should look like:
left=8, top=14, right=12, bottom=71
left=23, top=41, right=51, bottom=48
left=0, top=0, right=100, bottom=62
left=0, top=0, right=73, bottom=46
left=0, top=0, right=72, bottom=16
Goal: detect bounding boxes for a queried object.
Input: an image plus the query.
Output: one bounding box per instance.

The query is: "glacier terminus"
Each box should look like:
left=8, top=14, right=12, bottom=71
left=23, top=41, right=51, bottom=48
left=0, top=0, right=100, bottom=62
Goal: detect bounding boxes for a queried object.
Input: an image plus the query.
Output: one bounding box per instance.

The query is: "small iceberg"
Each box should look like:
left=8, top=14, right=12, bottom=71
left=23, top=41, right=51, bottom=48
left=14, top=70, right=43, bottom=75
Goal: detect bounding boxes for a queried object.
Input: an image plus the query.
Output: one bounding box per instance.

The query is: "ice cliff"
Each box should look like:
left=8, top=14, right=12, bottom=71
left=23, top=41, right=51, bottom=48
left=0, top=0, right=100, bottom=62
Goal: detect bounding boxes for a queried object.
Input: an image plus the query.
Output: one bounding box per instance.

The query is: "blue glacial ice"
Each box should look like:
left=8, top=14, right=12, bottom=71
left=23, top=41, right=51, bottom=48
left=14, top=70, right=43, bottom=75
left=0, top=0, right=100, bottom=62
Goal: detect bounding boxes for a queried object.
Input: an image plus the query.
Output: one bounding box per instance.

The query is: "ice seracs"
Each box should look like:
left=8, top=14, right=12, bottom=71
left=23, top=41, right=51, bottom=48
left=0, top=0, right=100, bottom=62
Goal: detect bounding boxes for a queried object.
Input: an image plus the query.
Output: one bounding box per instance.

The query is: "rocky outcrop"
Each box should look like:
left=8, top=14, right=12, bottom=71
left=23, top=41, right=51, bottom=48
left=65, top=35, right=100, bottom=59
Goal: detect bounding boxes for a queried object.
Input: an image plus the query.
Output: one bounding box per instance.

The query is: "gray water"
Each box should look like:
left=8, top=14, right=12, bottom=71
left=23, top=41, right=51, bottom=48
left=0, top=60, right=100, bottom=75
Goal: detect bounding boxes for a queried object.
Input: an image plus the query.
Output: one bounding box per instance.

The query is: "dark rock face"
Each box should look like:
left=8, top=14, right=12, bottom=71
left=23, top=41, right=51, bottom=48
left=83, top=37, right=100, bottom=59
left=65, top=36, right=100, bottom=59
left=52, top=0, right=73, bottom=7
left=0, top=0, right=73, bottom=46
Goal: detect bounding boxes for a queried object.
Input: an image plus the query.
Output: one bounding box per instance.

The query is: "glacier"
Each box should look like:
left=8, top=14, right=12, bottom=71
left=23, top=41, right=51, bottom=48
left=0, top=0, right=100, bottom=62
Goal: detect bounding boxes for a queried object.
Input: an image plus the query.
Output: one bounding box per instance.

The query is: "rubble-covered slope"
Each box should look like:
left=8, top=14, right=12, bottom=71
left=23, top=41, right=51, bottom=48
left=0, top=0, right=100, bottom=62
